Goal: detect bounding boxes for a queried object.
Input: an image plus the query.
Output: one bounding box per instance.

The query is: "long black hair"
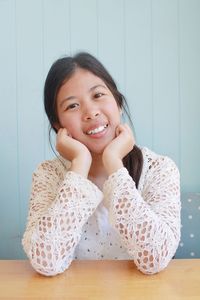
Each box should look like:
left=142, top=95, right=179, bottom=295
left=44, top=52, right=143, bottom=188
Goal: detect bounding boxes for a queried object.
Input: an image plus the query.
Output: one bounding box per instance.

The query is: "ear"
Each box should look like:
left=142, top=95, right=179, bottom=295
left=53, top=122, right=60, bottom=132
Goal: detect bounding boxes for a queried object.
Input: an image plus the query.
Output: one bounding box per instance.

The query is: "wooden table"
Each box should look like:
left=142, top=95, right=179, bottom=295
left=0, top=259, right=199, bottom=299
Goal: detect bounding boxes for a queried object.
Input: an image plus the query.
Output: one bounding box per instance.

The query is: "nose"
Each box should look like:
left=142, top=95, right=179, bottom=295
left=84, top=111, right=100, bottom=120
left=82, top=103, right=101, bottom=121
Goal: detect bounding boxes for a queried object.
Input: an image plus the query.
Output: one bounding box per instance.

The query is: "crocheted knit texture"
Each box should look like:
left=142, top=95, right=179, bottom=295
left=22, top=147, right=181, bottom=276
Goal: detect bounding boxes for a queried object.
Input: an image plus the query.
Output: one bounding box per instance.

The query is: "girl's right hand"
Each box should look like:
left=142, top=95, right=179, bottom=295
left=56, top=128, right=92, bottom=177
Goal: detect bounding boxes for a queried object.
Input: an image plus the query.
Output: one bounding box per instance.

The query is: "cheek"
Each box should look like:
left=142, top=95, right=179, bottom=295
left=67, top=125, right=80, bottom=138
left=110, top=105, right=121, bottom=124
left=59, top=117, right=79, bottom=135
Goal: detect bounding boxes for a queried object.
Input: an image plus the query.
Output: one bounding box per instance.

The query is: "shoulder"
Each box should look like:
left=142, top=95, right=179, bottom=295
left=141, top=147, right=179, bottom=171
left=139, top=147, right=180, bottom=188
left=33, top=156, right=71, bottom=180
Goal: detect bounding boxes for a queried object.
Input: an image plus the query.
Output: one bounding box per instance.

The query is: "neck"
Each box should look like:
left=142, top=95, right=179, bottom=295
left=88, top=153, right=107, bottom=179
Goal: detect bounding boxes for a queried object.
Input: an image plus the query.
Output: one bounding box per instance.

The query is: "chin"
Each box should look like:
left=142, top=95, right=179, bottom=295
left=89, top=144, right=107, bottom=156
left=86, top=137, right=114, bottom=155
left=90, top=148, right=105, bottom=156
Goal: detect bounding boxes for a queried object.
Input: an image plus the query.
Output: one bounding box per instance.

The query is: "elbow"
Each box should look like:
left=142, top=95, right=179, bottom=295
left=135, top=261, right=167, bottom=275
left=137, top=264, right=164, bottom=275
left=134, top=250, right=175, bottom=275
left=22, top=238, right=73, bottom=276
left=30, top=258, right=72, bottom=277
left=135, top=254, right=174, bottom=275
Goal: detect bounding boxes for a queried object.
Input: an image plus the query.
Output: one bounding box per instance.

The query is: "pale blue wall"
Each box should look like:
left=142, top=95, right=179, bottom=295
left=0, top=0, right=200, bottom=259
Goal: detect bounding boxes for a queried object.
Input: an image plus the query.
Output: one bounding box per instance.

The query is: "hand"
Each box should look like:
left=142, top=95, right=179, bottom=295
left=102, top=124, right=135, bottom=175
left=56, top=128, right=92, bottom=177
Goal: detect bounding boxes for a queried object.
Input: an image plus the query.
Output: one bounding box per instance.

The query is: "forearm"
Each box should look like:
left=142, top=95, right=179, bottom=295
left=103, top=157, right=123, bottom=175
left=103, top=167, right=181, bottom=274
left=110, top=193, right=180, bottom=274
left=69, top=156, right=92, bottom=178
left=22, top=171, right=102, bottom=276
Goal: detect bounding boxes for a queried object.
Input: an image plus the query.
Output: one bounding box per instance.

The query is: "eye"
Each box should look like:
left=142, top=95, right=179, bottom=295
left=65, top=103, right=79, bottom=111
left=94, top=92, right=104, bottom=98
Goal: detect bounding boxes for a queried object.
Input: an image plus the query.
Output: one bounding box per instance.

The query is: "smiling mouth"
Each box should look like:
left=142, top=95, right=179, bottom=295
left=86, top=124, right=108, bottom=135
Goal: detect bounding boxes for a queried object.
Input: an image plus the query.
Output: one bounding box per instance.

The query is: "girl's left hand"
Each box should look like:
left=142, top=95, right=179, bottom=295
left=102, top=124, right=135, bottom=175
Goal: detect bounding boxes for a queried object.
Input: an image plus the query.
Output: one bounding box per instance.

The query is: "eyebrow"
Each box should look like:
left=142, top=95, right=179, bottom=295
left=59, top=84, right=107, bottom=108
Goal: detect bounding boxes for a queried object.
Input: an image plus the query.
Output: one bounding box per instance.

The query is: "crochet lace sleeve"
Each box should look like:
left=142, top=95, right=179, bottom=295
left=103, top=156, right=181, bottom=274
left=22, top=161, right=102, bottom=276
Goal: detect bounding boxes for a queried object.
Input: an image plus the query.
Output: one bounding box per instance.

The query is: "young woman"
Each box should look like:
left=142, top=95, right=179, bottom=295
left=22, top=52, right=181, bottom=276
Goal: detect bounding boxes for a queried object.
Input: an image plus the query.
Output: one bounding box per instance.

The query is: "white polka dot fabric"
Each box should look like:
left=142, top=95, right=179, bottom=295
left=175, top=193, right=200, bottom=258
left=22, top=147, right=181, bottom=276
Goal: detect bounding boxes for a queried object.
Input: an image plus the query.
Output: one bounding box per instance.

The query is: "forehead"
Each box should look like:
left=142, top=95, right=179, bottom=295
left=61, top=68, right=106, bottom=92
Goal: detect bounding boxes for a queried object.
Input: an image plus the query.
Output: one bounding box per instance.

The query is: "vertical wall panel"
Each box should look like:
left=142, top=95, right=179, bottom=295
left=180, top=0, right=200, bottom=192
left=97, top=0, right=125, bottom=92
left=16, top=0, right=45, bottom=254
left=43, top=0, right=71, bottom=160
left=152, top=0, right=180, bottom=163
left=0, top=0, right=21, bottom=258
left=125, top=0, right=152, bottom=147
left=70, top=0, right=98, bottom=55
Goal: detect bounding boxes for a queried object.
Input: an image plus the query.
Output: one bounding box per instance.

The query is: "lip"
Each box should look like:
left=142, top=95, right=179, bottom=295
left=84, top=123, right=108, bottom=134
left=85, top=123, right=109, bottom=139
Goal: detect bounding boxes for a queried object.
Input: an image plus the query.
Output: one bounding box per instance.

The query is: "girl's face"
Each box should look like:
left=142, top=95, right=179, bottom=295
left=56, top=68, right=121, bottom=154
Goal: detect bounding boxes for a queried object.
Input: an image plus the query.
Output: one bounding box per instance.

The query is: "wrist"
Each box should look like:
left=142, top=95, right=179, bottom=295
left=103, top=157, right=123, bottom=175
left=69, top=155, right=92, bottom=178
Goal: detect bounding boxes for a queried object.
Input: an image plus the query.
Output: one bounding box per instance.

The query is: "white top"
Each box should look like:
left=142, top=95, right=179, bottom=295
left=22, top=147, right=181, bottom=276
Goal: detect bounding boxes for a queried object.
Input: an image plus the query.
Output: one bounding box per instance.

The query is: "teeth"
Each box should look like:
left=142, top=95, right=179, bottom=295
left=87, top=124, right=107, bottom=135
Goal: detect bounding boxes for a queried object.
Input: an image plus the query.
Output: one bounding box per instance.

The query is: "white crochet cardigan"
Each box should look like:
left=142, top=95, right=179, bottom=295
left=22, top=147, right=181, bottom=276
